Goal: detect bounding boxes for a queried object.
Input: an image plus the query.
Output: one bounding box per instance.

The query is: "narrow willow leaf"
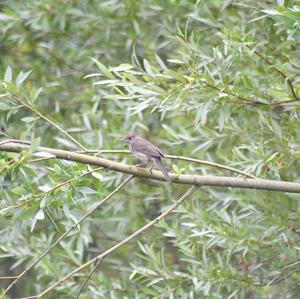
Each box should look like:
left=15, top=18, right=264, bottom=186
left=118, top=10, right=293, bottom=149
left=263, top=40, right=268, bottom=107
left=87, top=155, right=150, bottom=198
left=143, top=59, right=154, bottom=76
left=4, top=66, right=12, bottom=82
left=16, top=70, right=32, bottom=88
left=90, top=57, right=115, bottom=79
left=155, top=54, right=168, bottom=71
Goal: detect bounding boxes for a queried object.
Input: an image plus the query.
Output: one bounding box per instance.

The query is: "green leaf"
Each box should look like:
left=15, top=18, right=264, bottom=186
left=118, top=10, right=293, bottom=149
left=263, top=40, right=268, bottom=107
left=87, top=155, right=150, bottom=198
left=143, top=59, right=154, bottom=76
left=21, top=116, right=37, bottom=123
left=78, top=187, right=96, bottom=194
left=29, top=87, right=42, bottom=103
left=35, top=209, right=45, bottom=220
left=91, top=171, right=103, bottom=180
left=90, top=57, right=115, bottom=79
left=16, top=70, right=32, bottom=88
left=4, top=66, right=12, bottom=82
left=155, top=54, right=168, bottom=71
left=0, top=102, right=12, bottom=111
left=200, top=101, right=211, bottom=126
left=30, top=137, right=41, bottom=153
left=12, top=186, right=27, bottom=195
left=18, top=204, right=39, bottom=220
left=172, top=164, right=180, bottom=175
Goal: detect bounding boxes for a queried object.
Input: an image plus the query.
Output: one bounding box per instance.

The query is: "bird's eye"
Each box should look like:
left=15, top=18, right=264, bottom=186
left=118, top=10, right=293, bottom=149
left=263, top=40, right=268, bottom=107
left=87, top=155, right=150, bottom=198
left=128, top=137, right=131, bottom=140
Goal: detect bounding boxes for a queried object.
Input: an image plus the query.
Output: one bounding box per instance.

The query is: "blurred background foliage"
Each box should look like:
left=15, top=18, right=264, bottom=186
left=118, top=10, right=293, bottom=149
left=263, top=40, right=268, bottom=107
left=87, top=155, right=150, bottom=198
left=0, top=0, right=300, bottom=298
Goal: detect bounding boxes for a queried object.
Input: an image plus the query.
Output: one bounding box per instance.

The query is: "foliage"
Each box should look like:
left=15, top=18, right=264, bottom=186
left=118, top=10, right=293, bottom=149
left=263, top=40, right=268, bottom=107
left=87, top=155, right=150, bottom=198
left=0, top=0, right=300, bottom=298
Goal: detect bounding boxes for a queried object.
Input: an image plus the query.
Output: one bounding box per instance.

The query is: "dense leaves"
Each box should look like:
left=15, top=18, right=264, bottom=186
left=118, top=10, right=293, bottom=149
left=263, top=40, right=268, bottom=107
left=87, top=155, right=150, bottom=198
left=0, top=0, right=300, bottom=298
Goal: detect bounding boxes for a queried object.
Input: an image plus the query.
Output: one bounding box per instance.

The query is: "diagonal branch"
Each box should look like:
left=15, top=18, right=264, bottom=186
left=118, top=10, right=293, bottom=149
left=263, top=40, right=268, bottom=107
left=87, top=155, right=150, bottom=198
left=75, top=257, right=103, bottom=299
left=247, top=45, right=299, bottom=102
left=25, top=185, right=198, bottom=299
left=0, top=175, right=134, bottom=299
left=1, top=141, right=300, bottom=193
left=8, top=93, right=88, bottom=150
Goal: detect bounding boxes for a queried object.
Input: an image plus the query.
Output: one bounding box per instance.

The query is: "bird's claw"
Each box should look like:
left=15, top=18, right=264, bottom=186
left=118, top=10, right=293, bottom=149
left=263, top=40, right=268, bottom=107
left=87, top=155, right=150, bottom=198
left=147, top=166, right=153, bottom=174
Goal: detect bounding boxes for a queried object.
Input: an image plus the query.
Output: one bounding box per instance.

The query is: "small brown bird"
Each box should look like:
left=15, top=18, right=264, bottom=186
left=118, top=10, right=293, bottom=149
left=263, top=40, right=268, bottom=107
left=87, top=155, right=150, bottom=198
left=122, top=134, right=171, bottom=182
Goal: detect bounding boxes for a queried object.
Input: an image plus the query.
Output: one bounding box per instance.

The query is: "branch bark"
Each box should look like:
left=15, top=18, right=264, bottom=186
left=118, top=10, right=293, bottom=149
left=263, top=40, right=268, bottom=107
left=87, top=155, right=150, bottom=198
left=1, top=141, right=300, bottom=193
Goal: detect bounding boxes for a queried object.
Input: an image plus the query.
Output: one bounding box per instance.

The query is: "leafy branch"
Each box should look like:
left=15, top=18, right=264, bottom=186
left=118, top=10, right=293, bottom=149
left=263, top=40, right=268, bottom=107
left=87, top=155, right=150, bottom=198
left=0, top=175, right=134, bottom=299
left=246, top=45, right=299, bottom=103
left=23, top=185, right=198, bottom=298
left=0, top=166, right=103, bottom=217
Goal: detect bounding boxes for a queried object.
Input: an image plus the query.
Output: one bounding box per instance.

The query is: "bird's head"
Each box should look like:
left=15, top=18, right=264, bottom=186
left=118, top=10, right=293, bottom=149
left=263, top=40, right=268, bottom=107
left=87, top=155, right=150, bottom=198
left=122, top=133, right=136, bottom=144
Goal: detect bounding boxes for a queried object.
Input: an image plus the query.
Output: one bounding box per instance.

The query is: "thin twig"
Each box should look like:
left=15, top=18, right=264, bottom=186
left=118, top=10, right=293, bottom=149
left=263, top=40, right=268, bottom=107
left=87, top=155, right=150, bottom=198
left=0, top=131, right=13, bottom=139
left=0, top=175, right=134, bottom=299
left=0, top=139, right=31, bottom=146
left=26, top=185, right=198, bottom=298
left=203, top=82, right=267, bottom=105
left=75, top=257, right=104, bottom=299
left=0, top=276, right=18, bottom=280
left=8, top=93, right=88, bottom=150
left=28, top=157, right=56, bottom=163
left=167, top=154, right=257, bottom=179
left=247, top=45, right=299, bottom=102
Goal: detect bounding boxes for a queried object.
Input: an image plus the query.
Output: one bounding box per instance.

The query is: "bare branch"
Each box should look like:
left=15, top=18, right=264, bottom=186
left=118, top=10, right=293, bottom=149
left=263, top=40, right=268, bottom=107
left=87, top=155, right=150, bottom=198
left=75, top=257, right=104, bottom=299
left=1, top=141, right=300, bottom=193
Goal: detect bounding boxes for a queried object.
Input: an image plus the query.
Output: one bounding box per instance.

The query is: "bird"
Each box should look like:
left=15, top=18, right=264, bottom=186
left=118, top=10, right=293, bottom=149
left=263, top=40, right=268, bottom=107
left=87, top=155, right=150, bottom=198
left=122, top=134, right=171, bottom=182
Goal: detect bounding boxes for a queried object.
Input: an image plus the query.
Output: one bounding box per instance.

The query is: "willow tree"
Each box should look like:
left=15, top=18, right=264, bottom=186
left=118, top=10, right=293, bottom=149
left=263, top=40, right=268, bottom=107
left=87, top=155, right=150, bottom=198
left=0, top=1, right=300, bottom=298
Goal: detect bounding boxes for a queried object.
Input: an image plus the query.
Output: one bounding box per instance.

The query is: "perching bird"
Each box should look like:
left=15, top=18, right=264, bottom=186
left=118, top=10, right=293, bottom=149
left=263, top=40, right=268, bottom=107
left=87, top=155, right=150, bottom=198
left=122, top=134, right=171, bottom=182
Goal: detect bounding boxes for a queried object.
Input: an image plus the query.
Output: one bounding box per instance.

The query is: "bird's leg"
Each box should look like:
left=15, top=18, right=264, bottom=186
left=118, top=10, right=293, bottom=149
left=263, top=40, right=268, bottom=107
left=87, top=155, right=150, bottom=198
left=136, top=159, right=153, bottom=174
left=147, top=159, right=155, bottom=174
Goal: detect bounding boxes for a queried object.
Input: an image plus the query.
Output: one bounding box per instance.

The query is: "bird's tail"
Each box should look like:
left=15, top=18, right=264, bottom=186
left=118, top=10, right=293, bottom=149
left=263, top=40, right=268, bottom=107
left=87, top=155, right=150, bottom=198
left=154, top=157, right=171, bottom=182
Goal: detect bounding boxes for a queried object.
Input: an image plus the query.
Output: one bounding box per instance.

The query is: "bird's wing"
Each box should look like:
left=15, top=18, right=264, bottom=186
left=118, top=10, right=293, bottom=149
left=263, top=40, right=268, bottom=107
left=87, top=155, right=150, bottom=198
left=134, top=137, right=164, bottom=158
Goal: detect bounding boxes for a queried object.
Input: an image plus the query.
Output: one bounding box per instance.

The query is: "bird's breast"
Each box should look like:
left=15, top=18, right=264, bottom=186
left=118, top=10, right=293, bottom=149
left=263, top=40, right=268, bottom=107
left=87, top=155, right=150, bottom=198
left=132, top=150, right=149, bottom=162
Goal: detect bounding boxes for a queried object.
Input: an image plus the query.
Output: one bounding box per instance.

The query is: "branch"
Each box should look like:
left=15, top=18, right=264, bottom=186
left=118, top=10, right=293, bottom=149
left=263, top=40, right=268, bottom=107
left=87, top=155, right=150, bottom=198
left=247, top=46, right=299, bottom=102
left=1, top=139, right=257, bottom=179
left=166, top=154, right=257, bottom=179
left=75, top=257, right=103, bottom=299
left=8, top=93, right=88, bottom=150
left=0, top=175, right=134, bottom=299
left=203, top=82, right=267, bottom=106
left=26, top=185, right=198, bottom=298
left=77, top=149, right=257, bottom=179
left=1, top=141, right=300, bottom=193
left=0, top=276, right=18, bottom=280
